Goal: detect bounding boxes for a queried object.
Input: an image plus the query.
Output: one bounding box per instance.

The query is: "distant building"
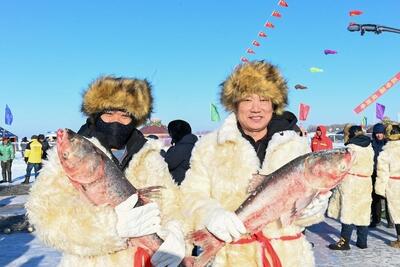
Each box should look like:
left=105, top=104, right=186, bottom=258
left=140, top=125, right=171, bottom=146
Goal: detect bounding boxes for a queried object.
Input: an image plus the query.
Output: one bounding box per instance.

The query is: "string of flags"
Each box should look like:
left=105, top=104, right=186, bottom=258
left=241, top=0, right=289, bottom=63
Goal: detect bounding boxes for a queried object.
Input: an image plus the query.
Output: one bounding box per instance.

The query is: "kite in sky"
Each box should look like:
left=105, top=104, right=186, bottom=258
left=265, top=22, right=274, bottom=28
left=258, top=31, right=267, bottom=37
left=310, top=67, right=324, bottom=73
left=324, top=49, right=338, bottom=55
left=246, top=48, right=255, bottom=54
left=294, top=84, right=308, bottom=90
left=349, top=10, right=363, bottom=16
left=252, top=40, right=260, bottom=47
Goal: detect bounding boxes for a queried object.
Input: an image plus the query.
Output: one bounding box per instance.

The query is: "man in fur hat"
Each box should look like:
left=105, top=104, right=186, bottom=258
left=26, top=76, right=185, bottom=267
left=375, top=123, right=400, bottom=248
left=180, top=61, right=331, bottom=266
left=327, top=125, right=374, bottom=250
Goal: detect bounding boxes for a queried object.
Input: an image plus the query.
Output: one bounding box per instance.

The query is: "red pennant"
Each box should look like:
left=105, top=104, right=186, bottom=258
left=252, top=40, right=260, bottom=47
left=349, top=10, right=363, bottom=16
left=272, top=11, right=282, bottom=18
left=265, top=22, right=274, bottom=28
left=246, top=48, right=255, bottom=54
left=241, top=57, right=249, bottom=63
left=278, top=0, right=288, bottom=7
left=258, top=31, right=267, bottom=38
left=299, top=103, right=310, bottom=121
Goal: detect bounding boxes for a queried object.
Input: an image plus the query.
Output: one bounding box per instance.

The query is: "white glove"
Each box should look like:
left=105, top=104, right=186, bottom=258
left=298, top=191, right=332, bottom=219
left=204, top=206, right=246, bottom=243
left=151, top=221, right=185, bottom=267
left=115, top=194, right=161, bottom=238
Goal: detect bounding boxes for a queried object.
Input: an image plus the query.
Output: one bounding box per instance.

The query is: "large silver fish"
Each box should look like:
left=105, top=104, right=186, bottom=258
left=189, top=148, right=353, bottom=267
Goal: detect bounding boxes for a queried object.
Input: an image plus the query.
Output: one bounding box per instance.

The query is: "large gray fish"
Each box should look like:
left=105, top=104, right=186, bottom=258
left=57, top=128, right=193, bottom=266
left=189, top=148, right=353, bottom=267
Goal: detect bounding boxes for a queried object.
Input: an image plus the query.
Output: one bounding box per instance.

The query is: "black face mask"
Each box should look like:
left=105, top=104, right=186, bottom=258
left=95, top=118, right=136, bottom=149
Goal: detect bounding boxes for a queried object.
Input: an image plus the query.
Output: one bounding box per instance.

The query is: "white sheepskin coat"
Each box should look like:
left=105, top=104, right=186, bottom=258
left=26, top=138, right=180, bottom=266
left=375, top=140, right=400, bottom=224
left=327, top=143, right=374, bottom=226
left=180, top=113, right=324, bottom=267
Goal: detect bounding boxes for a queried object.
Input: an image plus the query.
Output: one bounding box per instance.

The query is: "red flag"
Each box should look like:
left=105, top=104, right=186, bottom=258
left=246, top=48, right=255, bottom=54
left=299, top=103, right=310, bottom=121
left=252, top=40, right=260, bottom=47
left=278, top=0, right=288, bottom=7
left=349, top=10, right=363, bottom=16
left=272, top=11, right=282, bottom=18
left=241, top=57, right=249, bottom=63
left=258, top=31, right=267, bottom=38
left=265, top=22, right=274, bottom=28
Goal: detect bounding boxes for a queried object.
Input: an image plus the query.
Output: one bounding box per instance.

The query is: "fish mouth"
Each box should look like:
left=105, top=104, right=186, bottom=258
left=57, top=129, right=65, bottom=145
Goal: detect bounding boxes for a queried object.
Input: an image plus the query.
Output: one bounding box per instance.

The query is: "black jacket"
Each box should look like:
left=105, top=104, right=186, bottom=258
left=164, top=133, right=198, bottom=185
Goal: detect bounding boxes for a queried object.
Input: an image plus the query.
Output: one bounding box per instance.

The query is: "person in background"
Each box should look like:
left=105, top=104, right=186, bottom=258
left=370, top=123, right=393, bottom=228
left=375, top=123, right=400, bottom=248
left=26, top=76, right=185, bottom=267
left=328, top=125, right=374, bottom=250
left=0, top=137, right=15, bottom=183
left=23, top=135, right=42, bottom=184
left=311, top=125, right=333, bottom=152
left=180, top=61, right=331, bottom=266
left=163, top=119, right=198, bottom=185
left=20, top=137, right=29, bottom=157
left=38, top=134, right=50, bottom=161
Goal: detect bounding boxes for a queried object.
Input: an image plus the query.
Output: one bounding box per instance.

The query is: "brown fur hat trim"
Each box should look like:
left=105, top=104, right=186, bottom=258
left=81, top=76, right=153, bottom=126
left=343, top=124, right=363, bottom=144
left=385, top=123, right=400, bottom=141
left=220, top=61, right=288, bottom=114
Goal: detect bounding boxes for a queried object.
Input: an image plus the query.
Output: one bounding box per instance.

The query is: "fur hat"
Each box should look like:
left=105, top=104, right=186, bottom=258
left=343, top=124, right=363, bottom=144
left=81, top=76, right=153, bottom=126
left=385, top=123, right=400, bottom=141
left=220, top=61, right=288, bottom=114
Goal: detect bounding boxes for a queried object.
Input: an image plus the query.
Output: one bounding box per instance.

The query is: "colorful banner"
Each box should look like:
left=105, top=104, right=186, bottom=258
left=210, top=103, right=221, bottom=122
left=354, top=72, right=400, bottom=114
left=361, top=116, right=367, bottom=129
left=299, top=103, right=310, bottom=121
left=5, top=104, right=13, bottom=125
left=376, top=103, right=385, bottom=120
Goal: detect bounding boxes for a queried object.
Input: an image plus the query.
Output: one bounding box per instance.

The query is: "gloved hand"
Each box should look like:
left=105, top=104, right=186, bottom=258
left=298, top=191, right=332, bottom=219
left=151, top=220, right=185, bottom=267
left=115, top=194, right=161, bottom=238
left=204, top=205, right=246, bottom=243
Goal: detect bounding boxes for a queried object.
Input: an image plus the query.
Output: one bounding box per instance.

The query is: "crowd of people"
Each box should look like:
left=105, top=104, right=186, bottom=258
left=0, top=134, right=50, bottom=184
left=0, top=60, right=396, bottom=267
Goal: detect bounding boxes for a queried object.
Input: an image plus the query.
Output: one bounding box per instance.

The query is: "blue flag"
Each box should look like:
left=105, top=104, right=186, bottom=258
left=5, top=105, right=13, bottom=125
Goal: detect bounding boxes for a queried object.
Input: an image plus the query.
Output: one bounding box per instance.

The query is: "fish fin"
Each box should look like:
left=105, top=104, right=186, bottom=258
left=294, top=192, right=318, bottom=213
left=187, top=229, right=224, bottom=267
left=138, top=186, right=165, bottom=204
left=247, top=173, right=268, bottom=193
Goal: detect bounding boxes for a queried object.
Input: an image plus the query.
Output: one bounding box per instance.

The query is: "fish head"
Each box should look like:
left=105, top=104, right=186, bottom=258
left=304, top=148, right=352, bottom=191
left=57, top=128, right=104, bottom=184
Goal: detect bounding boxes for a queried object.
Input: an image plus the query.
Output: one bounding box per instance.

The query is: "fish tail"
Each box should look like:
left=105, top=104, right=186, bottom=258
left=187, top=229, right=224, bottom=267
left=137, top=186, right=165, bottom=204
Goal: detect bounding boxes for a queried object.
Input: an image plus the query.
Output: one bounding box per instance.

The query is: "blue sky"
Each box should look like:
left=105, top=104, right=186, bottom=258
left=1, top=0, right=399, bottom=138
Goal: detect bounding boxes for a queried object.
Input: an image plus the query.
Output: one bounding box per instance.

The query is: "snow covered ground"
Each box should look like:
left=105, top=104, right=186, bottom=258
left=1, top=156, right=400, bottom=266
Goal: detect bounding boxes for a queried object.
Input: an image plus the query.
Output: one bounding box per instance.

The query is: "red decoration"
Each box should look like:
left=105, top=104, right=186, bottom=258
left=349, top=10, right=363, bottom=16
left=252, top=40, right=260, bottom=47
left=299, top=103, right=310, bottom=121
left=258, top=31, right=267, bottom=38
left=272, top=11, right=282, bottom=18
left=246, top=48, right=255, bottom=54
left=265, top=22, right=275, bottom=28
left=278, top=0, right=288, bottom=7
left=241, top=57, right=249, bottom=63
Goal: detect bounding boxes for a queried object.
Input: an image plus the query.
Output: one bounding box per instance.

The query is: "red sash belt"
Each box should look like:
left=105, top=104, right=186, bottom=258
left=232, top=231, right=302, bottom=267
left=390, top=176, right=400, bottom=180
left=348, top=172, right=369, bottom=178
left=133, top=247, right=151, bottom=267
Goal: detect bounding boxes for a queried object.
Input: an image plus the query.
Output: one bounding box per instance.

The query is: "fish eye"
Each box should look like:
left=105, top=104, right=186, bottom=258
left=63, top=152, right=69, bottom=159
